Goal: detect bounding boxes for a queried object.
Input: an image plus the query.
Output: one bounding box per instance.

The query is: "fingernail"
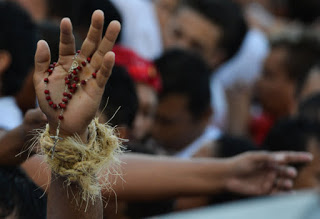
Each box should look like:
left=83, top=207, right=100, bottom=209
left=287, top=167, right=297, bottom=177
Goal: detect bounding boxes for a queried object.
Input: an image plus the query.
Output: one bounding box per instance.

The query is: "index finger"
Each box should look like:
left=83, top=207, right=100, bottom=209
left=271, top=151, right=313, bottom=164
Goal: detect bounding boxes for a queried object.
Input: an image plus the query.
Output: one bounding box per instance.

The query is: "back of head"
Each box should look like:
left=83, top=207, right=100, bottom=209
left=0, top=1, right=38, bottom=96
left=47, top=0, right=122, bottom=43
left=215, top=134, right=258, bottom=158
left=298, top=92, right=320, bottom=122
left=155, top=48, right=211, bottom=119
left=180, top=0, right=247, bottom=61
left=263, top=117, right=320, bottom=153
left=287, top=0, right=320, bottom=24
left=100, top=66, right=138, bottom=128
left=271, top=32, right=320, bottom=95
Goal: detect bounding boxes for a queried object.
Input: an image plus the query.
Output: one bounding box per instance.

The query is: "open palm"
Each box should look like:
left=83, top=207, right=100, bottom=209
left=33, top=10, right=120, bottom=139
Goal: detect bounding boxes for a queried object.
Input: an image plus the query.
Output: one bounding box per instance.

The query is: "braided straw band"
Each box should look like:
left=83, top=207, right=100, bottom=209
left=39, top=118, right=123, bottom=203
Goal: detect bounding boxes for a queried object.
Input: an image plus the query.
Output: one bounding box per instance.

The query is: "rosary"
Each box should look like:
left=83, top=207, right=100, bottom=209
left=43, top=50, right=97, bottom=158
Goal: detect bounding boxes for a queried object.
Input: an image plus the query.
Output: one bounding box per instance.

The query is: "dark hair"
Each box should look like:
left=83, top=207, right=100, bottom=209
left=47, top=0, right=122, bottom=43
left=0, top=167, right=46, bottom=219
left=215, top=134, right=258, bottom=158
left=155, top=48, right=211, bottom=119
left=298, top=92, right=320, bottom=122
left=287, top=0, right=320, bottom=24
left=100, top=65, right=138, bottom=128
left=263, top=117, right=320, bottom=166
left=180, top=0, right=247, bottom=61
left=270, top=33, right=320, bottom=96
left=0, top=2, right=38, bottom=96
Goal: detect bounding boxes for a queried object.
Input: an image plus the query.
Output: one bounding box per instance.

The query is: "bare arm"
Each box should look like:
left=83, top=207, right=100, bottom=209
left=23, top=151, right=312, bottom=203
left=0, top=108, right=46, bottom=165
left=47, top=173, right=103, bottom=219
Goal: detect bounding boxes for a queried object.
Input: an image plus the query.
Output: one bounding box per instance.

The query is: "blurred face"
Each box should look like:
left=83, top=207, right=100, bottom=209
left=151, top=94, right=207, bottom=151
left=132, top=83, right=158, bottom=141
left=256, top=47, right=295, bottom=118
left=294, top=138, right=320, bottom=189
left=165, top=7, right=223, bottom=69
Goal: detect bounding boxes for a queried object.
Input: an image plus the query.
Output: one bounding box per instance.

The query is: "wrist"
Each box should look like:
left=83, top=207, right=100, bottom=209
left=48, top=123, right=89, bottom=144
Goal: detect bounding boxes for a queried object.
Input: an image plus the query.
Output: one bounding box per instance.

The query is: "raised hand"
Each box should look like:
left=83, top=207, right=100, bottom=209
left=33, top=10, right=120, bottom=141
left=225, top=151, right=313, bottom=195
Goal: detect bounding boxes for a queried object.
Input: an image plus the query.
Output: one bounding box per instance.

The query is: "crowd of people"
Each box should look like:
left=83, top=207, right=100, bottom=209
left=0, top=0, right=319, bottom=218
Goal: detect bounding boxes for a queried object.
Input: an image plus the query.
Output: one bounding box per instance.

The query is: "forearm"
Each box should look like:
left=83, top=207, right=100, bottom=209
left=105, top=153, right=230, bottom=201
left=48, top=173, right=103, bottom=219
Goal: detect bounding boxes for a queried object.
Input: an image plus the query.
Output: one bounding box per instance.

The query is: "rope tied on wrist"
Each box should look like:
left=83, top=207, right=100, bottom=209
left=39, top=118, right=123, bottom=203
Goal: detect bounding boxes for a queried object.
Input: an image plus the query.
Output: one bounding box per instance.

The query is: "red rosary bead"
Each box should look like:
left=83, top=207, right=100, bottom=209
left=52, top=104, right=57, bottom=109
left=81, top=61, right=86, bottom=67
left=44, top=78, right=49, bottom=83
left=67, top=94, right=72, bottom=99
left=53, top=62, right=57, bottom=66
left=48, top=101, right=53, bottom=105
left=44, top=90, right=50, bottom=94
left=87, top=57, right=91, bottom=63
left=74, top=77, right=79, bottom=82
left=58, top=115, right=64, bottom=120
left=72, top=83, right=77, bottom=88
left=59, top=103, right=66, bottom=109
left=65, top=80, right=70, bottom=84
left=77, top=66, right=82, bottom=71
left=72, top=70, right=77, bottom=75
left=69, top=89, right=75, bottom=93
left=46, top=96, right=51, bottom=100
left=63, top=92, right=68, bottom=96
left=49, top=64, right=54, bottom=68
left=92, top=72, right=97, bottom=78
left=48, top=69, right=53, bottom=74
left=77, top=50, right=80, bottom=54
left=62, top=98, right=68, bottom=103
left=81, top=80, right=86, bottom=85
left=68, top=74, right=73, bottom=79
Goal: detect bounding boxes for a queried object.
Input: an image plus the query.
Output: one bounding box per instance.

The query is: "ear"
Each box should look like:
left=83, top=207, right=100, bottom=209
left=0, top=50, right=12, bottom=76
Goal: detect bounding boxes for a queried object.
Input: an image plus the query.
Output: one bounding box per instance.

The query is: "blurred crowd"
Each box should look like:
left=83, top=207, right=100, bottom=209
left=0, top=0, right=320, bottom=218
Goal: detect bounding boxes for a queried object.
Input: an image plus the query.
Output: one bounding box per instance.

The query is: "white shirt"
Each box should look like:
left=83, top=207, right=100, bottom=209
left=210, top=29, right=269, bottom=127
left=0, top=96, right=23, bottom=130
left=110, top=0, right=163, bottom=60
left=175, top=125, right=221, bottom=159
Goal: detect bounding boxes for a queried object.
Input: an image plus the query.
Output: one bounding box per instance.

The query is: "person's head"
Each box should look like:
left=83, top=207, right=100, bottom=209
left=263, top=117, right=320, bottom=189
left=47, top=0, right=122, bottom=43
left=0, top=1, right=38, bottom=97
left=165, top=0, right=247, bottom=70
left=298, top=92, right=320, bottom=122
left=296, top=64, right=320, bottom=102
left=152, top=49, right=212, bottom=151
left=213, top=135, right=258, bottom=158
left=113, top=45, right=161, bottom=142
left=256, top=33, right=320, bottom=118
left=99, top=66, right=138, bottom=139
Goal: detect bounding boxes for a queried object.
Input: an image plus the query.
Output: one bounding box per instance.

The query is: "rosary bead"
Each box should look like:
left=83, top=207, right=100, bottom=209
left=59, top=103, right=66, bottom=109
left=46, top=96, right=51, bottom=100
left=81, top=61, right=86, bottom=67
left=58, top=115, right=64, bottom=120
left=44, top=78, right=49, bottom=83
left=44, top=90, right=50, bottom=94
left=92, top=72, right=97, bottom=78
left=81, top=80, right=86, bottom=85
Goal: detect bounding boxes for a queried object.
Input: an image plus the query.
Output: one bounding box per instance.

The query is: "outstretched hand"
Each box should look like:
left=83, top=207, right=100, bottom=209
left=225, top=151, right=313, bottom=195
left=33, top=10, right=120, bottom=140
